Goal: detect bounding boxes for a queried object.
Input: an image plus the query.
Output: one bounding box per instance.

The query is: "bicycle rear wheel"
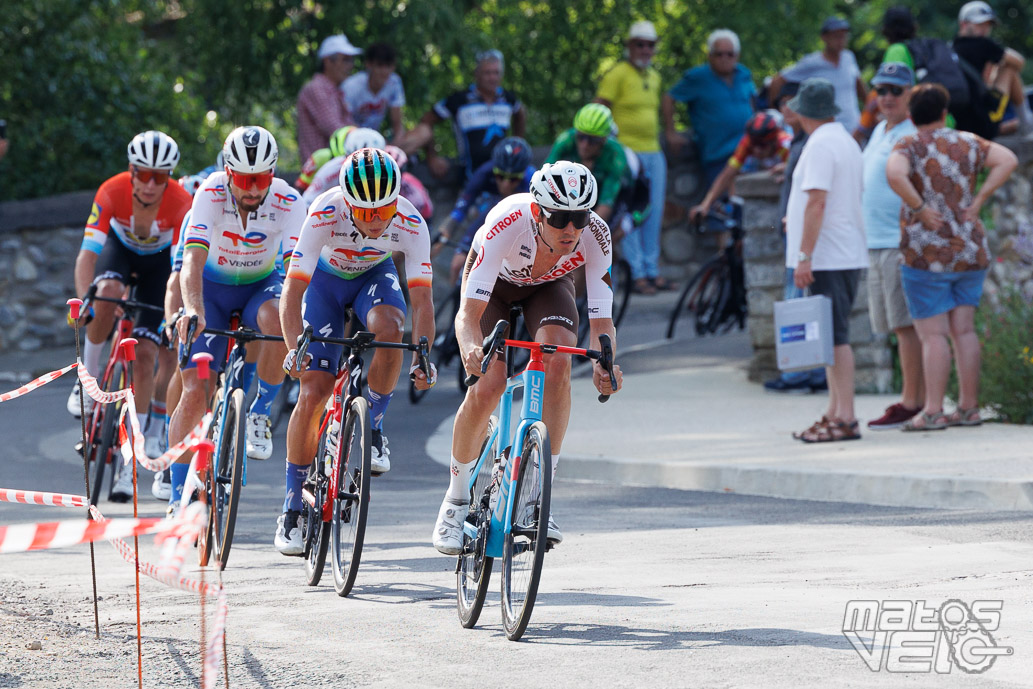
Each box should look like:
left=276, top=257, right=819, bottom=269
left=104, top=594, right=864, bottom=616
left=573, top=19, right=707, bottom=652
left=694, top=262, right=729, bottom=336
left=91, top=363, right=124, bottom=505
left=666, top=263, right=713, bottom=339
left=501, top=421, right=551, bottom=641
left=212, top=388, right=245, bottom=569
left=331, top=396, right=372, bottom=597
left=612, top=259, right=633, bottom=329
left=303, top=418, right=335, bottom=586
left=457, top=415, right=499, bottom=628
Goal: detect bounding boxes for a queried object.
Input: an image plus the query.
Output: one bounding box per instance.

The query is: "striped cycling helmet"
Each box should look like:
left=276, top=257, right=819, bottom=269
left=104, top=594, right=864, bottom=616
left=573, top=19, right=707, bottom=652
left=127, top=131, right=180, bottom=171
left=573, top=103, right=614, bottom=138
left=328, top=125, right=356, bottom=159
left=223, top=126, right=278, bottom=174
left=339, top=148, right=400, bottom=208
left=529, top=161, right=597, bottom=211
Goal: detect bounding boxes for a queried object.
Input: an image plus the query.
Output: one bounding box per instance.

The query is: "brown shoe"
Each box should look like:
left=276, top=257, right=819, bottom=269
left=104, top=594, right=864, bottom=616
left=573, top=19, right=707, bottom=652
left=632, top=278, right=656, bottom=295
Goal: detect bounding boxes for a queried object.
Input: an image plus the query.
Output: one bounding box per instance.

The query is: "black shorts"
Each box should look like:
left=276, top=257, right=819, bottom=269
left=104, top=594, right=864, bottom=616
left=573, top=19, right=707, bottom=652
left=811, top=269, right=862, bottom=346
left=477, top=275, right=579, bottom=339
left=93, top=238, right=171, bottom=344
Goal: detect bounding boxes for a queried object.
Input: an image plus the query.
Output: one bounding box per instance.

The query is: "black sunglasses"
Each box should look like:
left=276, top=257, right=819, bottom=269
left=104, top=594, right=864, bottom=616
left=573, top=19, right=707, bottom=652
left=540, top=207, right=591, bottom=230
left=493, top=168, right=523, bottom=181
left=575, top=132, right=604, bottom=145
left=875, top=85, right=905, bottom=97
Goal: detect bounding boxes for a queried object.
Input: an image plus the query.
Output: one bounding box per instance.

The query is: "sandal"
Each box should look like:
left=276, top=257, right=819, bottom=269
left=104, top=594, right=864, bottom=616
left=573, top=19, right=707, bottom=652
left=793, top=415, right=830, bottom=440
left=948, top=407, right=983, bottom=427
left=632, top=278, right=657, bottom=295
left=901, top=411, right=950, bottom=432
left=650, top=277, right=678, bottom=292
left=800, top=419, right=861, bottom=443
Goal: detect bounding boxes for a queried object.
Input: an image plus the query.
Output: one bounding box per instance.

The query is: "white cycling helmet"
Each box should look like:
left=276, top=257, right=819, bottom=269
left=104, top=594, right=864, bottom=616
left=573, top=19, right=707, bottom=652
left=339, top=148, right=401, bottom=209
left=530, top=160, right=597, bottom=211
left=343, top=127, right=386, bottom=156
left=384, top=144, right=408, bottom=170
left=127, top=131, right=180, bottom=171
left=222, top=126, right=278, bottom=174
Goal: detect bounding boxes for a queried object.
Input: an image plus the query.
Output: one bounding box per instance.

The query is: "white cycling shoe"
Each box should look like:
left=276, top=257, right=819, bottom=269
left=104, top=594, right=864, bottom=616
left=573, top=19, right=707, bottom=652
left=275, top=510, right=304, bottom=556
left=151, top=469, right=171, bottom=501
left=67, top=381, right=95, bottom=419
left=432, top=496, right=469, bottom=555
left=370, top=429, right=390, bottom=475
left=246, top=413, right=273, bottom=461
left=110, top=465, right=135, bottom=503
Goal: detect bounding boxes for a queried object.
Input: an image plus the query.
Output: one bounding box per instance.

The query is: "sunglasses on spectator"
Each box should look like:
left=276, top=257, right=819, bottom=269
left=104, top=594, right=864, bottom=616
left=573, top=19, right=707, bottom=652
left=711, top=51, right=736, bottom=58
left=875, top=85, right=906, bottom=96
left=132, top=167, right=171, bottom=185
left=349, top=201, right=397, bottom=223
left=576, top=133, right=605, bottom=146
left=540, top=207, right=591, bottom=230
left=493, top=168, right=523, bottom=181
left=630, top=40, right=656, bottom=49
left=228, top=169, right=275, bottom=191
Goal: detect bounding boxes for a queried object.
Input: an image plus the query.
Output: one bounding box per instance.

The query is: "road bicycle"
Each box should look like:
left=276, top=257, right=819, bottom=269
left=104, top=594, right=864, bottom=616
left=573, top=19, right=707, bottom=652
left=455, top=315, right=616, bottom=640
left=180, top=315, right=285, bottom=569
left=665, top=203, right=747, bottom=339
left=77, top=285, right=165, bottom=506
left=295, top=324, right=429, bottom=596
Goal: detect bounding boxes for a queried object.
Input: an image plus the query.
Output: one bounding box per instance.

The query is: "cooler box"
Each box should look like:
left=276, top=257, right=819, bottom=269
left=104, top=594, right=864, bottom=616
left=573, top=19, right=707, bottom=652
left=773, top=295, right=834, bottom=372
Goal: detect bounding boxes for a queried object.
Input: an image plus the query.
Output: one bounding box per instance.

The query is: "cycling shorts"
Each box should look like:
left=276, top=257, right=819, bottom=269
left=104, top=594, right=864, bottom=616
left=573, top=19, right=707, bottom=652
left=476, top=273, right=579, bottom=339
left=182, top=273, right=283, bottom=372
left=301, top=258, right=407, bottom=375
left=93, top=237, right=172, bottom=345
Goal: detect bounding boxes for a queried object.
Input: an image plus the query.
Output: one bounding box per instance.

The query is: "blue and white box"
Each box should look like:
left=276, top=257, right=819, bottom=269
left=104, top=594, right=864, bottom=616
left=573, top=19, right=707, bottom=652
left=773, top=295, right=834, bottom=372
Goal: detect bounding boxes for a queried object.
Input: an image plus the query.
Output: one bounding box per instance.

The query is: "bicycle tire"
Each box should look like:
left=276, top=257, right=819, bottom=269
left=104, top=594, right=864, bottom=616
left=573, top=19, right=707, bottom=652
left=331, top=396, right=372, bottom=597
left=212, top=388, right=245, bottom=569
left=303, top=422, right=333, bottom=586
left=196, top=457, right=214, bottom=567
left=91, top=363, right=124, bottom=505
left=612, top=259, right=633, bottom=329
left=575, top=296, right=590, bottom=348
left=501, top=421, right=552, bottom=641
left=457, top=415, right=499, bottom=628
left=694, top=262, right=729, bottom=336
left=665, top=263, right=713, bottom=339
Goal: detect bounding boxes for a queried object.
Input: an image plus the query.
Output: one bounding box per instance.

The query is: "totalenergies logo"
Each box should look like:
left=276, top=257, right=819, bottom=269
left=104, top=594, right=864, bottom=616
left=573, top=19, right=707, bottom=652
left=311, top=205, right=336, bottom=221
left=188, top=223, right=208, bottom=234
left=222, top=230, right=268, bottom=247
left=396, top=212, right=421, bottom=227
left=206, top=185, right=227, bottom=199
left=273, top=192, right=297, bottom=206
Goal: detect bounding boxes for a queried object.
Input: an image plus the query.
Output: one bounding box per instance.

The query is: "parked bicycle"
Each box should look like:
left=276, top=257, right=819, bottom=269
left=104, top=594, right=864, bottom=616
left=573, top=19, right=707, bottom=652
left=666, top=202, right=747, bottom=339
left=296, top=324, right=430, bottom=596
left=455, top=316, right=616, bottom=640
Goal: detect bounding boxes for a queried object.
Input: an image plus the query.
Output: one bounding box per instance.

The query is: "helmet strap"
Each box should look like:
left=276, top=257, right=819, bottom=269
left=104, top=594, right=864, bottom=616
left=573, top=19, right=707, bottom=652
left=133, top=192, right=158, bottom=208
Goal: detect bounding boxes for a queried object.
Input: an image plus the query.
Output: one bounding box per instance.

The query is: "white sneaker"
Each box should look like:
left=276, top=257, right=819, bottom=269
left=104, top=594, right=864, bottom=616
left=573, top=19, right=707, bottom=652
left=547, top=514, right=563, bottom=545
left=246, top=413, right=273, bottom=461
left=144, top=429, right=167, bottom=460
left=151, top=469, right=171, bottom=501
left=432, top=496, right=469, bottom=555
left=110, top=464, right=135, bottom=503
left=67, top=381, right=94, bottom=418
left=274, top=510, right=303, bottom=555
left=371, top=429, right=390, bottom=475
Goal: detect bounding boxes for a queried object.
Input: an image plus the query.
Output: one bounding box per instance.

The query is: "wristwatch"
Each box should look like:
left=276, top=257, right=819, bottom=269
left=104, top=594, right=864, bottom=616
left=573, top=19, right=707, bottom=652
left=797, top=251, right=811, bottom=263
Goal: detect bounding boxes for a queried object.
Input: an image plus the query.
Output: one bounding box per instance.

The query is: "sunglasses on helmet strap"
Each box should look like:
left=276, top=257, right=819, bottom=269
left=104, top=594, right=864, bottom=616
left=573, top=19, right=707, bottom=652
left=493, top=168, right=523, bottom=181
left=540, top=206, right=591, bottom=230
left=349, top=201, right=398, bottom=223
left=132, top=166, right=171, bottom=185
left=228, top=169, right=274, bottom=191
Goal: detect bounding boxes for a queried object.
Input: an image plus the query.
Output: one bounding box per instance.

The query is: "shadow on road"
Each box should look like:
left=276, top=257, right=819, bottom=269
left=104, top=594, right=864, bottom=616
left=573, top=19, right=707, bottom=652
left=519, top=622, right=850, bottom=650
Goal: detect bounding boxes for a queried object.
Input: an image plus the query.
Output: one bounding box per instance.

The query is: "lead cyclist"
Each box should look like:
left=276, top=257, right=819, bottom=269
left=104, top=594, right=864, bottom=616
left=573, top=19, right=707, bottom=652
left=431, top=160, right=623, bottom=555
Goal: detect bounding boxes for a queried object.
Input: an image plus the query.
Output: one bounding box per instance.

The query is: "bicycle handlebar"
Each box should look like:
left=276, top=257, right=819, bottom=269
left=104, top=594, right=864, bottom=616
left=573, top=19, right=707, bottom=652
left=178, top=315, right=198, bottom=368
left=294, top=325, right=429, bottom=376
left=464, top=320, right=509, bottom=387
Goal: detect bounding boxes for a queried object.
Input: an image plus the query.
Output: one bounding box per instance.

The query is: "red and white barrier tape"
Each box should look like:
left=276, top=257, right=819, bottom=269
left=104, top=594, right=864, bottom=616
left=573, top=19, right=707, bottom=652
left=0, top=363, right=78, bottom=403
left=0, top=514, right=167, bottom=554
left=0, top=488, right=88, bottom=508
left=118, top=390, right=213, bottom=473
left=77, top=365, right=131, bottom=404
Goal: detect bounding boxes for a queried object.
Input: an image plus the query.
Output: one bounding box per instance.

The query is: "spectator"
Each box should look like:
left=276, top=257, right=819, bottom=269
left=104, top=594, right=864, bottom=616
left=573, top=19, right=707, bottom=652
left=769, top=17, right=866, bottom=136
left=886, top=83, right=1018, bottom=431
left=296, top=34, right=361, bottom=164
left=596, top=20, right=670, bottom=295
left=783, top=79, right=867, bottom=443
left=861, top=63, right=924, bottom=430
left=953, top=1, right=1033, bottom=136
left=662, top=29, right=756, bottom=188
left=405, top=50, right=525, bottom=182
left=0, top=119, right=7, bottom=163
left=341, top=42, right=407, bottom=142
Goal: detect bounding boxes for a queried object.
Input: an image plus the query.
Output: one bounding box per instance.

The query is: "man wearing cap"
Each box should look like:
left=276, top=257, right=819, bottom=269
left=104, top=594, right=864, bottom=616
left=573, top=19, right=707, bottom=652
left=296, top=34, right=362, bottom=164
left=596, top=20, right=670, bottom=295
left=784, top=78, right=866, bottom=443
left=768, top=17, right=866, bottom=136
left=861, top=63, right=925, bottom=430
left=954, top=1, right=1033, bottom=135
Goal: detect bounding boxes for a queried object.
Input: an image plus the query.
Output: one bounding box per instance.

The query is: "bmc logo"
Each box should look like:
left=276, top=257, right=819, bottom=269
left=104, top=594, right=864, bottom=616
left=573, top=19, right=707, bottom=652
left=222, top=230, right=268, bottom=247
left=311, top=205, right=336, bottom=220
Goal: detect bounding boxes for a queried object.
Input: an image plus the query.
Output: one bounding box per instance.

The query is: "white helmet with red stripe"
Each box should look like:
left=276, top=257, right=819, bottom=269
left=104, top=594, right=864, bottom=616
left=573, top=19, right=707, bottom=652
left=529, top=161, right=597, bottom=211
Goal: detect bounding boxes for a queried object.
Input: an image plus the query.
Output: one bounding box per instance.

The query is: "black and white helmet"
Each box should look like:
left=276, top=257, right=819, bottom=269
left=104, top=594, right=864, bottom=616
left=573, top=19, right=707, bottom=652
left=222, top=126, right=278, bottom=174
left=127, top=131, right=180, bottom=171
left=529, top=161, right=597, bottom=211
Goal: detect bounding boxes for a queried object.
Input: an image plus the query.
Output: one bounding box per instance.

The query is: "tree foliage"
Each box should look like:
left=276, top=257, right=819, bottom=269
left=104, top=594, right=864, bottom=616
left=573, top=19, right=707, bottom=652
left=2, top=0, right=1032, bottom=201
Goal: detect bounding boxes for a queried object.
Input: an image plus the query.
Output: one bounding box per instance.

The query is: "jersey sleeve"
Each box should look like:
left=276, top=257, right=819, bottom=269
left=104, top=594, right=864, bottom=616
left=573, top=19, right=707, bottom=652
left=81, top=182, right=115, bottom=255
left=286, top=190, right=336, bottom=284
left=395, top=206, right=433, bottom=289
left=726, top=134, right=752, bottom=170
left=279, top=185, right=307, bottom=269
left=546, top=130, right=576, bottom=164
left=596, top=65, right=623, bottom=104
left=182, top=178, right=219, bottom=254
left=464, top=207, right=522, bottom=302
left=584, top=216, right=614, bottom=320
left=389, top=74, right=406, bottom=107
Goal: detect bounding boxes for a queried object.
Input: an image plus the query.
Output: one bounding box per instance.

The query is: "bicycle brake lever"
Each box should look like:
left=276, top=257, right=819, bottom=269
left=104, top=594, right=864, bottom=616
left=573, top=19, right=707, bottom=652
left=597, top=333, right=616, bottom=403
left=411, top=336, right=431, bottom=382
left=295, top=325, right=313, bottom=374
left=178, top=315, right=198, bottom=369
left=466, top=320, right=508, bottom=387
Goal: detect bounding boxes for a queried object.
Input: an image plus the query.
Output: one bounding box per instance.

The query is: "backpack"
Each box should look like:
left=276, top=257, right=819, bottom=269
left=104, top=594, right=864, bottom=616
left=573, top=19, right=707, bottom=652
left=906, top=38, right=999, bottom=139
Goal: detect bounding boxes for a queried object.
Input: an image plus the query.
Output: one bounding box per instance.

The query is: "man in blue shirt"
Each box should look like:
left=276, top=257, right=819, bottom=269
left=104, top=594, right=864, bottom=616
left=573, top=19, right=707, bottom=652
left=662, top=29, right=756, bottom=187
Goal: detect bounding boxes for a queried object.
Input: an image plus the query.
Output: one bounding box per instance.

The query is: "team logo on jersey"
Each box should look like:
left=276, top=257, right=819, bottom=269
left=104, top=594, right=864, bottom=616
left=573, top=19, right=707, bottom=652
left=206, top=185, right=227, bottom=199
left=311, top=205, right=336, bottom=221
left=222, top=230, right=268, bottom=247
left=87, top=202, right=101, bottom=227
left=273, top=192, right=297, bottom=206
left=188, top=223, right=208, bottom=235
left=396, top=212, right=422, bottom=227
left=332, top=247, right=386, bottom=261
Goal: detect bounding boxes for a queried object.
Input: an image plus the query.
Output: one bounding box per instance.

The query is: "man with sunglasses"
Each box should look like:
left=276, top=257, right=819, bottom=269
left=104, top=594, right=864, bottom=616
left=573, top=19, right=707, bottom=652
left=168, top=126, right=305, bottom=516
left=278, top=147, right=435, bottom=555
left=432, top=161, right=623, bottom=555
left=68, top=131, right=191, bottom=499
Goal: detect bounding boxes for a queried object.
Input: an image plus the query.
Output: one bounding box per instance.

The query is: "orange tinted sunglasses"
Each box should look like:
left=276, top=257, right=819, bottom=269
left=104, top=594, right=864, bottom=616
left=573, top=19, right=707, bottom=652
left=349, top=201, right=397, bottom=223
left=228, top=170, right=274, bottom=191
left=132, top=166, right=171, bottom=184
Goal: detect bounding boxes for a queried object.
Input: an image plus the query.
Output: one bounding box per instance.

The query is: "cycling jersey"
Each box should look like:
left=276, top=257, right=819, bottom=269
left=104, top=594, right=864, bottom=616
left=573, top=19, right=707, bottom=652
left=302, top=156, right=434, bottom=220
left=433, top=86, right=522, bottom=179
left=726, top=130, right=792, bottom=171
left=297, top=147, right=335, bottom=191
left=82, top=172, right=192, bottom=256
left=287, top=190, right=433, bottom=289
left=465, top=194, right=613, bottom=319
left=546, top=129, right=630, bottom=208
left=448, top=160, right=534, bottom=223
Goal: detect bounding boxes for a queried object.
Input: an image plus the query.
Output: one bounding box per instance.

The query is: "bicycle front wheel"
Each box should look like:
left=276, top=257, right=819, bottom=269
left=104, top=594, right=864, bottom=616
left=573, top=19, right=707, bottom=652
left=303, top=419, right=334, bottom=586
left=694, top=262, right=729, bottom=336
left=501, top=421, right=552, bottom=641
left=331, top=396, right=372, bottom=597
left=457, top=415, right=499, bottom=628
left=612, top=259, right=633, bottom=329
left=212, top=387, right=245, bottom=569
left=92, top=363, right=124, bottom=505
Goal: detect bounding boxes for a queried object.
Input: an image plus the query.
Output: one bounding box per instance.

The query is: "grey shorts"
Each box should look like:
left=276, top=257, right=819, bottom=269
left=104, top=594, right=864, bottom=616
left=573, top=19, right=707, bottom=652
left=867, top=248, right=912, bottom=332
left=810, top=269, right=861, bottom=346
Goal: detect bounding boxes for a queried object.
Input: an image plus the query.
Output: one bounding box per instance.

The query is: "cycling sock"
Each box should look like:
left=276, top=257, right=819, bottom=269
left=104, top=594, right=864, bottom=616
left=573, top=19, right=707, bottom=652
left=251, top=378, right=282, bottom=417
left=367, top=389, right=393, bottom=431
left=241, top=362, right=257, bottom=396
left=283, top=463, right=308, bottom=512
left=551, top=453, right=560, bottom=483
left=446, top=455, right=476, bottom=501
left=83, top=339, right=105, bottom=378
left=168, top=462, right=190, bottom=506
left=146, top=401, right=166, bottom=436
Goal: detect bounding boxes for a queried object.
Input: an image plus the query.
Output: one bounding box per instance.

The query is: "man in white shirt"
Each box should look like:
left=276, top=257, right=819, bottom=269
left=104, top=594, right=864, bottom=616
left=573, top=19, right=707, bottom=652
left=784, top=78, right=867, bottom=443
left=340, top=42, right=407, bottom=142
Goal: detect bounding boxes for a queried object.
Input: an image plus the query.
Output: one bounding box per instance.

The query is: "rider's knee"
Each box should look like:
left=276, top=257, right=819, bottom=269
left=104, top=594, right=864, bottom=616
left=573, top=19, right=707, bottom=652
left=257, top=301, right=282, bottom=335
left=370, top=312, right=404, bottom=342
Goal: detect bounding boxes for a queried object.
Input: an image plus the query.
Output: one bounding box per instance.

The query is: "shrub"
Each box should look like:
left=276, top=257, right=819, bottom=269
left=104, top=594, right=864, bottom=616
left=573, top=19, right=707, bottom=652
left=963, top=289, right=1033, bottom=424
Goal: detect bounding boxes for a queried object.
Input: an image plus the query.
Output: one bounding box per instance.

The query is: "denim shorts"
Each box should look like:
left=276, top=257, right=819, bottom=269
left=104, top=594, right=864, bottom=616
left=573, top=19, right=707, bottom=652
left=900, top=265, right=986, bottom=320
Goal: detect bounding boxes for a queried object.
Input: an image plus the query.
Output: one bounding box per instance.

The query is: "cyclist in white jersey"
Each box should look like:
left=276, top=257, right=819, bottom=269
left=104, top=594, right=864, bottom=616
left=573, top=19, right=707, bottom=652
left=276, top=147, right=436, bottom=555
left=432, top=161, right=623, bottom=555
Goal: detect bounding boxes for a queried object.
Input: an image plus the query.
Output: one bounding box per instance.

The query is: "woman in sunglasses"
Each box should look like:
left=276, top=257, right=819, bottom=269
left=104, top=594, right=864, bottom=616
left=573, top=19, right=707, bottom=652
left=432, top=160, right=623, bottom=556
left=68, top=131, right=192, bottom=492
